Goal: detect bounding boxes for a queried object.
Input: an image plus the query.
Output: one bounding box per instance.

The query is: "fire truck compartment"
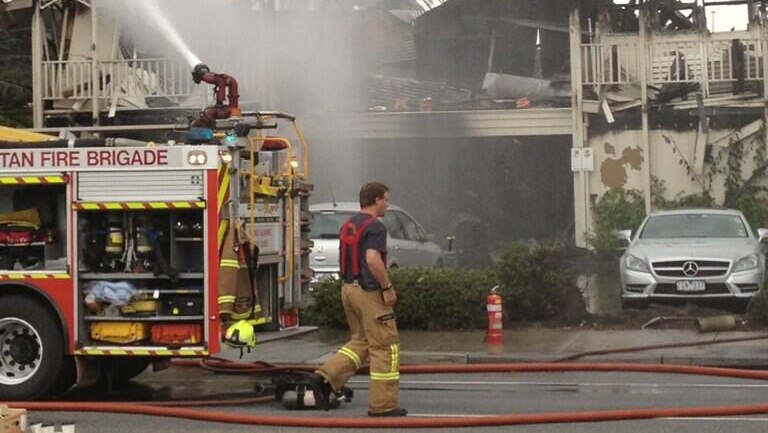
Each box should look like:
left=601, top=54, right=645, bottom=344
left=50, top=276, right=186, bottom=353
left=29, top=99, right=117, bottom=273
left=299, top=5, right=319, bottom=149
left=76, top=209, right=206, bottom=349
left=77, top=171, right=204, bottom=202
left=0, top=181, right=68, bottom=272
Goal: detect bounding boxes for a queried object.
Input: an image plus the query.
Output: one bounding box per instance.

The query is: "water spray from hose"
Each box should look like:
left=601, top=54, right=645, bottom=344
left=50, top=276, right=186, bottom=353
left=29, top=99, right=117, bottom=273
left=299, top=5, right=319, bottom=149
left=136, top=0, right=201, bottom=67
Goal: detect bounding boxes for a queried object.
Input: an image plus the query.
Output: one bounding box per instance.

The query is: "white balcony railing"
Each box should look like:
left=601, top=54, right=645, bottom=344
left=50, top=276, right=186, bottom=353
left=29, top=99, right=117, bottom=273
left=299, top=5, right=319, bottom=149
left=706, top=39, right=764, bottom=83
left=41, top=58, right=194, bottom=107
left=581, top=42, right=641, bottom=85
left=42, top=60, right=94, bottom=99
left=649, top=39, right=703, bottom=84
left=581, top=36, right=766, bottom=97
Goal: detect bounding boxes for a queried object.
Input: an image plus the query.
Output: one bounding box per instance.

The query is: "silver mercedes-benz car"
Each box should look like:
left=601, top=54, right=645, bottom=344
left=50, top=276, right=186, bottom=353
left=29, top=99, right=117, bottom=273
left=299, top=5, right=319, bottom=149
left=619, top=209, right=768, bottom=307
left=309, top=202, right=444, bottom=285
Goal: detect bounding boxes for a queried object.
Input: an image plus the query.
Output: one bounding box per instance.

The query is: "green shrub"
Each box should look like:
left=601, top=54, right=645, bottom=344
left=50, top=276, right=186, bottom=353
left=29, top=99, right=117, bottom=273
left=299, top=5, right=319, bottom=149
left=392, top=267, right=498, bottom=330
left=736, top=192, right=768, bottom=232
left=300, top=279, right=346, bottom=329
left=301, top=267, right=498, bottom=330
left=494, top=241, right=577, bottom=321
left=659, top=193, right=716, bottom=209
left=301, top=241, right=586, bottom=329
left=591, top=189, right=646, bottom=258
left=0, top=30, right=33, bottom=127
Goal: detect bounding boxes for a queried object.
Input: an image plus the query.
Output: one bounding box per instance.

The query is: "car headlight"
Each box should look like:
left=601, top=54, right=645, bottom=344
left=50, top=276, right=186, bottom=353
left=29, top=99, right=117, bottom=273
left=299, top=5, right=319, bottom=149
left=733, top=254, right=759, bottom=272
left=625, top=254, right=649, bottom=273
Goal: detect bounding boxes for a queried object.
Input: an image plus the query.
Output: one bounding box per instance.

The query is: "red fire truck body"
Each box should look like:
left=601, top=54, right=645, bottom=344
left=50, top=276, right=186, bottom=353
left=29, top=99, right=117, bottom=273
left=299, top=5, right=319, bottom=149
left=0, top=117, right=311, bottom=400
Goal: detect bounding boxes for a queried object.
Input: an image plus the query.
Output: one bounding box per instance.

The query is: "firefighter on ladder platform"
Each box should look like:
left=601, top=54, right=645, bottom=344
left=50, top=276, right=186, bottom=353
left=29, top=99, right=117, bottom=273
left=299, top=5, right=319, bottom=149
left=309, top=182, right=407, bottom=417
left=191, top=63, right=240, bottom=127
left=189, top=63, right=241, bottom=143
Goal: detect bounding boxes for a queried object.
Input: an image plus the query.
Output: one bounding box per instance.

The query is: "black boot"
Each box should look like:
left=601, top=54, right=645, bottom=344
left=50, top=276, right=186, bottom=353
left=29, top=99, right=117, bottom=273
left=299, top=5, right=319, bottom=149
left=309, top=373, right=332, bottom=411
left=368, top=407, right=408, bottom=417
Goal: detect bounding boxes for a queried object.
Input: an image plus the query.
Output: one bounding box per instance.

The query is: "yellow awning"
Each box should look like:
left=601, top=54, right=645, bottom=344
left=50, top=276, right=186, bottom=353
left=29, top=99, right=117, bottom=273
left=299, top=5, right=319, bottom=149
left=0, top=126, right=53, bottom=142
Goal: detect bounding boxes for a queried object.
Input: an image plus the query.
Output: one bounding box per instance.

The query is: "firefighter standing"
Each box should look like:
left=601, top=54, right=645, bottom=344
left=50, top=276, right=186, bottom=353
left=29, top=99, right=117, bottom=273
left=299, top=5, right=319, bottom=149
left=310, top=182, right=406, bottom=417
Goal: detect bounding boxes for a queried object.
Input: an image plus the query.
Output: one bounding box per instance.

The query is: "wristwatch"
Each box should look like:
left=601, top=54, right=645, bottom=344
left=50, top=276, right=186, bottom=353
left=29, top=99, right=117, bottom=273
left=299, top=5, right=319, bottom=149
left=384, top=283, right=394, bottom=291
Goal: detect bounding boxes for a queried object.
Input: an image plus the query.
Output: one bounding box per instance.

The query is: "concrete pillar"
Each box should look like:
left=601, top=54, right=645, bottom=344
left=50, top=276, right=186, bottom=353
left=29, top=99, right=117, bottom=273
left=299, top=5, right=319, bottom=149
left=31, top=0, right=43, bottom=128
left=639, top=1, right=652, bottom=214
left=569, top=7, right=588, bottom=248
left=90, top=3, right=100, bottom=125
left=761, top=15, right=768, bottom=158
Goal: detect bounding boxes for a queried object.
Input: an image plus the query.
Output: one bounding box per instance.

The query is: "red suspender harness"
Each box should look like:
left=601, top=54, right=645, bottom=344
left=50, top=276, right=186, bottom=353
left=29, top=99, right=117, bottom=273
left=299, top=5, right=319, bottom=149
left=339, top=215, right=380, bottom=280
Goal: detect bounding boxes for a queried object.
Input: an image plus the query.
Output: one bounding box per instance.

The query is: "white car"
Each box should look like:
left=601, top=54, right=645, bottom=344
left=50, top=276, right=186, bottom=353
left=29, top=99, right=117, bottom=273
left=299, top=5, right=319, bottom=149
left=309, top=202, right=443, bottom=283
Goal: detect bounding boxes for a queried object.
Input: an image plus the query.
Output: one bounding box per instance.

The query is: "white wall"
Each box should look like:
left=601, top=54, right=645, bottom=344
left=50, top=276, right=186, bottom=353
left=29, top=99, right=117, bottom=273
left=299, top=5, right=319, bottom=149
left=574, top=123, right=767, bottom=247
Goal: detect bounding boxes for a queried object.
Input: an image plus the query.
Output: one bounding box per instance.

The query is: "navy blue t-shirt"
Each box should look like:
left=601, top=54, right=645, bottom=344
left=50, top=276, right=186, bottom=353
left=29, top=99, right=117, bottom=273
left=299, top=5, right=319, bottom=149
left=340, top=212, right=387, bottom=290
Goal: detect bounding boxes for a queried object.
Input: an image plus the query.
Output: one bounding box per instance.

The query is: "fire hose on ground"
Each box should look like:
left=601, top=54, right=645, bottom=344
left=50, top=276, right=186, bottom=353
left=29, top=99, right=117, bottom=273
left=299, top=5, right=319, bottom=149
left=9, top=349, right=768, bottom=428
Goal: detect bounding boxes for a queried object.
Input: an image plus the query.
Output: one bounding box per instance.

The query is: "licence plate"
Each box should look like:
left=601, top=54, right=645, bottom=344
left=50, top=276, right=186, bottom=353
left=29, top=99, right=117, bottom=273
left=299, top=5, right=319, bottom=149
left=676, top=280, right=705, bottom=292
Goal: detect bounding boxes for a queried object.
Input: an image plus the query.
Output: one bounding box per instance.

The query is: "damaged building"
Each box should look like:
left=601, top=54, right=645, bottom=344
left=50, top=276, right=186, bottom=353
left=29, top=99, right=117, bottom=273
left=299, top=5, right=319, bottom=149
left=2, top=0, right=577, bottom=266
left=1, top=0, right=572, bottom=123
left=6, top=0, right=768, bottom=260
left=371, top=0, right=571, bottom=111
left=571, top=0, right=768, bottom=248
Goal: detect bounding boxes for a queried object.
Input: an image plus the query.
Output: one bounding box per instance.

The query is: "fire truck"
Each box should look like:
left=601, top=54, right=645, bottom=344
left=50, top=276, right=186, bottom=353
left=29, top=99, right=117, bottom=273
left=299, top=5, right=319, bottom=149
left=0, top=113, right=313, bottom=400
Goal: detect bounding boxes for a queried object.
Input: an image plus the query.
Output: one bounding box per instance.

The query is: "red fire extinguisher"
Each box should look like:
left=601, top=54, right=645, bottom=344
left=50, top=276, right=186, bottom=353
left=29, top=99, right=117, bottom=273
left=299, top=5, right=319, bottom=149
left=486, top=285, right=503, bottom=346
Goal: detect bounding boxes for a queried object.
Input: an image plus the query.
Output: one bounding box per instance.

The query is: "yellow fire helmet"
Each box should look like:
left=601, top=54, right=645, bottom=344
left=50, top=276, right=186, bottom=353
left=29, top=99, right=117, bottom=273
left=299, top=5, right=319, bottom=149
left=224, top=320, right=257, bottom=349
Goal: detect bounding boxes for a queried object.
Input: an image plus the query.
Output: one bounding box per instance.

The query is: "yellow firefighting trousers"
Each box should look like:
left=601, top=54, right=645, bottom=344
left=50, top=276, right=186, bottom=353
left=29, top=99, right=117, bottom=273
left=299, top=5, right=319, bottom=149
left=217, top=228, right=264, bottom=324
left=316, top=283, right=400, bottom=413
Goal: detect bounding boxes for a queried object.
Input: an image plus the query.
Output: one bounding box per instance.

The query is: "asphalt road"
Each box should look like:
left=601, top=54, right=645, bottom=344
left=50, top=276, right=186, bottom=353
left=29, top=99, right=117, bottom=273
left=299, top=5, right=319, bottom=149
left=25, top=366, right=768, bottom=432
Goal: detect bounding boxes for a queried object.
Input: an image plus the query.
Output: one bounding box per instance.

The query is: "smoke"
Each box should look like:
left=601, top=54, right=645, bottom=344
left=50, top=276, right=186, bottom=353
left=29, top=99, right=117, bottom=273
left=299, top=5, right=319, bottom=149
left=96, top=0, right=367, bottom=114
left=95, top=0, right=371, bottom=220
left=92, top=0, right=576, bottom=265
